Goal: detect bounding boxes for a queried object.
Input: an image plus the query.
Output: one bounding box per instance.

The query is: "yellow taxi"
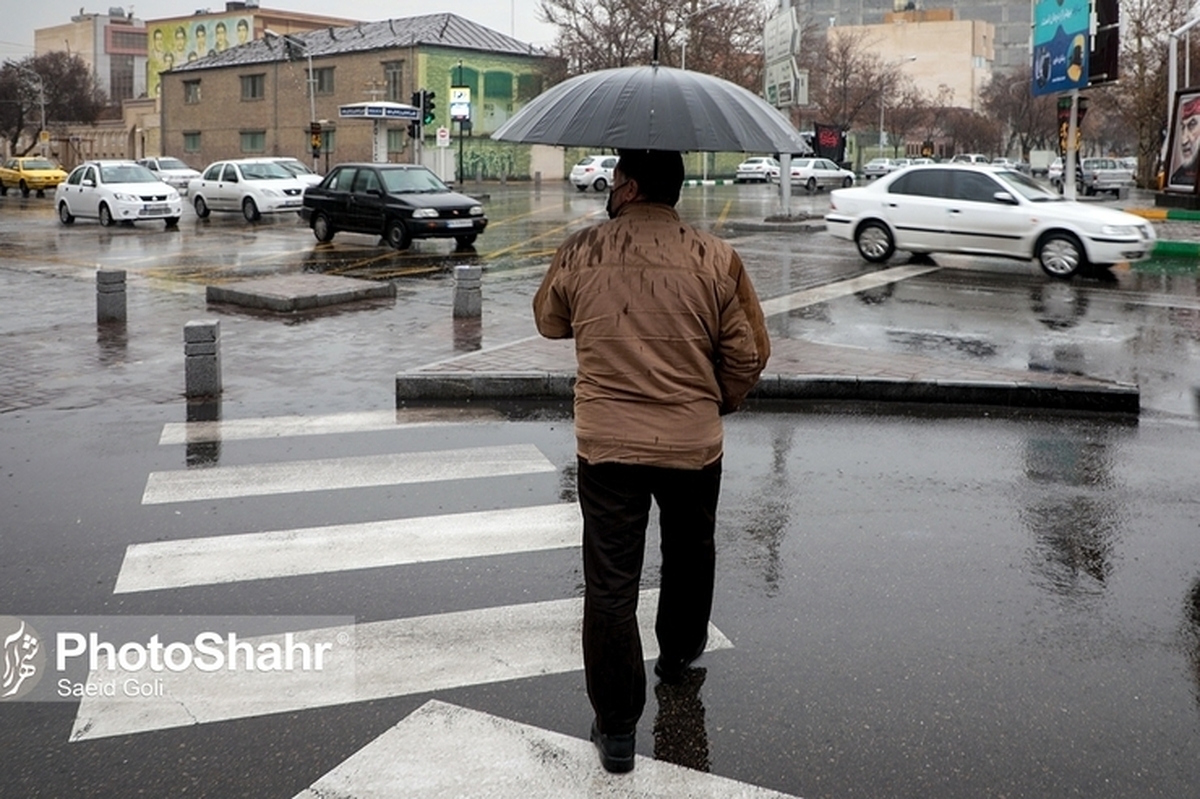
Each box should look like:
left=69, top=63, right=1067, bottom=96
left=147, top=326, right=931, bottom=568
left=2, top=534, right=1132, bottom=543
left=0, top=156, right=69, bottom=197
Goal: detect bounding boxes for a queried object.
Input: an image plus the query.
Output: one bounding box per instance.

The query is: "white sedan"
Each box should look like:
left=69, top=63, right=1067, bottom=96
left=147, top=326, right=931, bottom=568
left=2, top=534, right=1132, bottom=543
left=825, top=163, right=1156, bottom=278
left=55, top=160, right=182, bottom=228
left=735, top=156, right=779, bottom=183
left=786, top=157, right=855, bottom=191
left=188, top=159, right=309, bottom=222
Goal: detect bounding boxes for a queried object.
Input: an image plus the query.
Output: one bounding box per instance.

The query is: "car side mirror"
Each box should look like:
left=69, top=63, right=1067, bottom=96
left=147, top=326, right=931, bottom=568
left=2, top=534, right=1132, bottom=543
left=993, top=191, right=1018, bottom=205
left=83, top=179, right=95, bottom=188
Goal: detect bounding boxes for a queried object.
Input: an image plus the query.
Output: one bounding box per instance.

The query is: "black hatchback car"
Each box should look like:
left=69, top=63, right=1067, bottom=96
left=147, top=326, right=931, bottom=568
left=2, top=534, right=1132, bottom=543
left=300, top=163, right=487, bottom=250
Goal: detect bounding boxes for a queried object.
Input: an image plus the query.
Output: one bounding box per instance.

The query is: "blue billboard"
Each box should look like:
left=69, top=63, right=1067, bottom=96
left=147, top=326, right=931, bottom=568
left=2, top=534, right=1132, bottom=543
left=1032, top=0, right=1090, bottom=97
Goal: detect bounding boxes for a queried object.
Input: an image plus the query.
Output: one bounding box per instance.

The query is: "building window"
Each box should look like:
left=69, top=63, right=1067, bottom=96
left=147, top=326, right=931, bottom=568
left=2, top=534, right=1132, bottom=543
left=383, top=61, right=404, bottom=102
left=387, top=128, right=405, bottom=152
left=310, top=67, right=335, bottom=95
left=240, top=74, right=265, bottom=101
left=516, top=74, right=543, bottom=102
left=109, top=54, right=134, bottom=102
left=183, top=132, right=201, bottom=152
left=240, top=131, right=266, bottom=152
left=183, top=80, right=201, bottom=104
left=484, top=71, right=513, bottom=100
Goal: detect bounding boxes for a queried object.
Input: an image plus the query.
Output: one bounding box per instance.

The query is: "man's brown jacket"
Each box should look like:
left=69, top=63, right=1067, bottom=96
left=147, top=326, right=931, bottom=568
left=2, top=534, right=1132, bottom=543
left=533, top=202, right=770, bottom=469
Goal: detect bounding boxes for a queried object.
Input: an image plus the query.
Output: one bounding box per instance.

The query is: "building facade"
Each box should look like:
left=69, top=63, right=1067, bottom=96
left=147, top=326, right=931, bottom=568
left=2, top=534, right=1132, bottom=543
left=161, top=13, right=552, bottom=178
left=830, top=9, right=994, bottom=112
left=34, top=8, right=147, bottom=103
left=797, top=0, right=1028, bottom=72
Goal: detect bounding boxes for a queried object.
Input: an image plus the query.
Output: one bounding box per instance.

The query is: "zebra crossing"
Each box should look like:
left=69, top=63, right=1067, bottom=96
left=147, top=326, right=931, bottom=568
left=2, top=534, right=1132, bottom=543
left=72, top=409, right=795, bottom=796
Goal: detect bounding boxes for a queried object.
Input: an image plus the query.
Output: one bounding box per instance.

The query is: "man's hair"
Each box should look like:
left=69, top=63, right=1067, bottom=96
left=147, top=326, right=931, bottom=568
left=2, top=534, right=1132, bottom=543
left=616, top=149, right=684, bottom=206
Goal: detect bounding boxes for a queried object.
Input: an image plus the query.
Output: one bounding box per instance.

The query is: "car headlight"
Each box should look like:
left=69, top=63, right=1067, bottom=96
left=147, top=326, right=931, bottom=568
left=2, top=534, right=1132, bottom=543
left=1101, top=224, right=1139, bottom=236
left=468, top=206, right=484, bottom=216
left=260, top=189, right=281, bottom=197
left=411, top=208, right=438, bottom=218
left=112, top=192, right=138, bottom=202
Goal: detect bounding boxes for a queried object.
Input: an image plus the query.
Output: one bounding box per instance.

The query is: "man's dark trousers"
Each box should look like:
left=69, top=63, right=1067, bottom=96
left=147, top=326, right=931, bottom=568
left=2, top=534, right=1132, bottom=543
left=578, top=456, right=722, bottom=735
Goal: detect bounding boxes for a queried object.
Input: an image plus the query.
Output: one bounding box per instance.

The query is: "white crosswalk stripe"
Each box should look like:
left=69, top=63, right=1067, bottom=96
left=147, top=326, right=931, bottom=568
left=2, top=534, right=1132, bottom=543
left=114, top=503, right=582, bottom=593
left=158, top=408, right=504, bottom=445
left=69, top=590, right=734, bottom=741
left=140, top=443, right=556, bottom=504
left=294, top=700, right=801, bottom=799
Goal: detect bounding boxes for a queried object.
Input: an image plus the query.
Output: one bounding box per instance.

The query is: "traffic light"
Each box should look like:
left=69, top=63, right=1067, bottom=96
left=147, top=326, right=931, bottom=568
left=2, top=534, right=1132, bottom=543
left=422, top=90, right=436, bottom=126
left=309, top=121, right=322, bottom=157
left=408, top=120, right=421, bottom=140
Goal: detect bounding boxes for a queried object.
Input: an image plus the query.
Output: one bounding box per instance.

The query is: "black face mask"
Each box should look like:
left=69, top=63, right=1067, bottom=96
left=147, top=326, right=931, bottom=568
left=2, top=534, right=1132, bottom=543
left=605, top=189, right=617, bottom=219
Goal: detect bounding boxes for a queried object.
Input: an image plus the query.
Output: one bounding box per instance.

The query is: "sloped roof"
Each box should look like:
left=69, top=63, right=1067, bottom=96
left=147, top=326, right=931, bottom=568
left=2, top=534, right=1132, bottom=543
left=173, top=12, right=544, bottom=73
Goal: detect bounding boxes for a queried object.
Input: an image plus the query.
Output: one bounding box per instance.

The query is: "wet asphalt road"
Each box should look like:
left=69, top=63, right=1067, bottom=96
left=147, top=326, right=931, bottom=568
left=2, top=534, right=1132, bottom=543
left=2, top=182, right=1200, bottom=798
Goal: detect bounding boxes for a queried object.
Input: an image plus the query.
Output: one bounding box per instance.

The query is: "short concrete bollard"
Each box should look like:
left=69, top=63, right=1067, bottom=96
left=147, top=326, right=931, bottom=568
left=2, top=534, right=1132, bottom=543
left=534, top=171, right=542, bottom=190
left=184, top=320, right=222, bottom=398
left=96, top=269, right=127, bottom=324
left=453, top=265, right=482, bottom=318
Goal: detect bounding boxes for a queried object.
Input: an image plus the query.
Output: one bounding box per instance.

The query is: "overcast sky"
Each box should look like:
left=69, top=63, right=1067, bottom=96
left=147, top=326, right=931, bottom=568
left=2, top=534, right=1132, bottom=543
left=0, top=0, right=559, bottom=60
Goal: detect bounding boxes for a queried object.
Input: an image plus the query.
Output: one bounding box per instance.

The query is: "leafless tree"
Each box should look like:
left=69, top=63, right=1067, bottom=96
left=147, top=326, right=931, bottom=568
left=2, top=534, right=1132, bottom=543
left=537, top=0, right=769, bottom=91
left=801, top=27, right=892, bottom=132
left=884, top=82, right=928, bottom=157
left=0, top=52, right=106, bottom=156
left=980, top=65, right=1058, bottom=158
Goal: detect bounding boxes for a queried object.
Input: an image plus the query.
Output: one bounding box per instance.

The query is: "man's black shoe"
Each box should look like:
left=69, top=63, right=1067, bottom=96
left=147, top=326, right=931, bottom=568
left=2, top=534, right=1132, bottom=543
left=654, top=633, right=708, bottom=685
left=590, top=720, right=635, bottom=773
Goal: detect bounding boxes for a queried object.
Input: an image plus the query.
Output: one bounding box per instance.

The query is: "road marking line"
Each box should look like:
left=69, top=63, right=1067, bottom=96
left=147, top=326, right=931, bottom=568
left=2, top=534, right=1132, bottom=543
left=294, top=700, right=800, bottom=798
left=759, top=264, right=940, bottom=317
left=158, top=408, right=505, bottom=445
left=140, top=443, right=556, bottom=504
left=114, top=503, right=582, bottom=593
left=69, top=590, right=734, bottom=741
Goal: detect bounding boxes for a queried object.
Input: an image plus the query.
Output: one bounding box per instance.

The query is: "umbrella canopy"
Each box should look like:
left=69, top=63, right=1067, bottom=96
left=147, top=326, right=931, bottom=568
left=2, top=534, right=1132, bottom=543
left=491, top=65, right=808, bottom=154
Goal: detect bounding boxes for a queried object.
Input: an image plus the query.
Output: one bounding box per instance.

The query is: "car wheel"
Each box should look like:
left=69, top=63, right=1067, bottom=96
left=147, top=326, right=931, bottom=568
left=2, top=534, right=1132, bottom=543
left=455, top=234, right=477, bottom=248
left=842, top=176, right=854, bottom=187
left=0, top=180, right=7, bottom=196
left=855, top=220, right=895, bottom=264
left=385, top=218, right=411, bottom=250
left=164, top=217, right=180, bottom=228
left=19, top=180, right=30, bottom=197
left=98, top=203, right=114, bottom=228
left=193, top=196, right=210, bottom=218
left=592, top=177, right=608, bottom=192
left=242, top=197, right=261, bottom=222
left=805, top=177, right=817, bottom=192
left=58, top=202, right=75, bottom=225
left=1036, top=231, right=1085, bottom=278
left=311, top=212, right=335, bottom=242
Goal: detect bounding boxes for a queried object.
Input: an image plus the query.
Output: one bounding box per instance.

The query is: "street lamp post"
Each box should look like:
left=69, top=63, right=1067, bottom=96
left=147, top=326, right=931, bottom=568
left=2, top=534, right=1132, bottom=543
left=680, top=2, right=720, bottom=71
left=266, top=29, right=317, bottom=171
left=879, top=55, right=916, bottom=158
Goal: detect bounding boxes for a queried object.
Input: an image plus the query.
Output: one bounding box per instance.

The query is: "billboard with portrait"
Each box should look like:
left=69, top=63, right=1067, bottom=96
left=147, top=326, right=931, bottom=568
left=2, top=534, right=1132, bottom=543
left=147, top=15, right=253, bottom=98
left=1165, top=89, right=1200, bottom=193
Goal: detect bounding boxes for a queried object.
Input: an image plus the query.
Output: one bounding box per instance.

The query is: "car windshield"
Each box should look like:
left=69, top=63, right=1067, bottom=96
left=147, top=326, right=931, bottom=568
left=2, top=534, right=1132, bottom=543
left=992, top=169, right=1061, bottom=202
left=380, top=167, right=448, bottom=194
left=278, top=161, right=315, bottom=176
left=23, top=158, right=57, bottom=170
left=99, top=164, right=158, bottom=184
left=240, top=162, right=293, bottom=180
left=158, top=158, right=191, bottom=170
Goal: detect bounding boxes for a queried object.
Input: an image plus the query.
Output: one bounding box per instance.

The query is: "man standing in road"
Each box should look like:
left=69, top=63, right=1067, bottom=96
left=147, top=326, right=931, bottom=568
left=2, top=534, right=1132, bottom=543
left=533, top=149, right=770, bottom=774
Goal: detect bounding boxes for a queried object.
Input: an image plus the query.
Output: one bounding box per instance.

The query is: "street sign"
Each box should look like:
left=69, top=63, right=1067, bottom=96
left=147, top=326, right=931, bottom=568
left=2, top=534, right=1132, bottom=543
left=436, top=127, right=450, bottom=147
left=764, top=58, right=807, bottom=108
left=763, top=7, right=799, bottom=64
left=450, top=85, right=471, bottom=121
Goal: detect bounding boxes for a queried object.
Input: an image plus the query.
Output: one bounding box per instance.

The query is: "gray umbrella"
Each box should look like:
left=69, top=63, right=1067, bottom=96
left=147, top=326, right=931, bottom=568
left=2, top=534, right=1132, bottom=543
left=491, top=65, right=807, bottom=154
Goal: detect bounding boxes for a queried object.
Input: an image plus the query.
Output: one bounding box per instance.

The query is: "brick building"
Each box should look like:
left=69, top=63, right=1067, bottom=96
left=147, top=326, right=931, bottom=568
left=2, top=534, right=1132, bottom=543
left=160, top=13, right=553, bottom=178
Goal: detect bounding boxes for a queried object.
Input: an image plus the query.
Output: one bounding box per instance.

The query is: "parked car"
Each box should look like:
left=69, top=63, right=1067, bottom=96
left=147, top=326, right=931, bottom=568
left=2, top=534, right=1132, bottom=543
left=300, top=162, right=487, bottom=250
left=271, top=157, right=324, bottom=187
left=136, top=156, right=201, bottom=194
left=787, top=157, right=856, bottom=191
left=1076, top=157, right=1135, bottom=196
left=188, top=159, right=309, bottom=221
left=862, top=158, right=897, bottom=179
left=0, top=156, right=68, bottom=197
left=1048, top=157, right=1065, bottom=190
left=824, top=164, right=1155, bottom=278
left=951, top=153, right=990, bottom=164
left=54, top=160, right=182, bottom=228
left=569, top=154, right=618, bottom=192
left=735, top=156, right=779, bottom=183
